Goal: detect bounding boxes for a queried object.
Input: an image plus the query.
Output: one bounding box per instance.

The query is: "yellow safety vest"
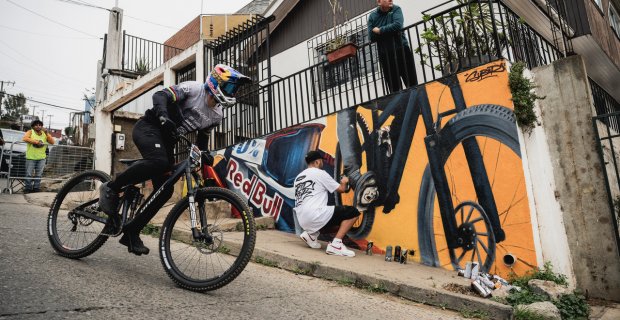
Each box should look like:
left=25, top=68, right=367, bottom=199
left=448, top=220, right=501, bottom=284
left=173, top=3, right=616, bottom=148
left=26, top=130, right=49, bottom=160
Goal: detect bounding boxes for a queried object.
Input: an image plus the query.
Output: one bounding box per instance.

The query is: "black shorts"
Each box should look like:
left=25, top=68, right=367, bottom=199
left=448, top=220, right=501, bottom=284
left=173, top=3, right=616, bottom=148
left=323, top=205, right=360, bottom=228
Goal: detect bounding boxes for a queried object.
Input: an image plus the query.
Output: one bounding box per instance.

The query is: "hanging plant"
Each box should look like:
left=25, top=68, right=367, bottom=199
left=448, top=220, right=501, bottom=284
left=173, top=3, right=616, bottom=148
left=509, top=61, right=544, bottom=133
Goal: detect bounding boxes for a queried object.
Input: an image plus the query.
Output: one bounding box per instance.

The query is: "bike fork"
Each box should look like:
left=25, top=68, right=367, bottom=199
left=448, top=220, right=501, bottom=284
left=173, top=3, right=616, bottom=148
left=425, top=134, right=461, bottom=250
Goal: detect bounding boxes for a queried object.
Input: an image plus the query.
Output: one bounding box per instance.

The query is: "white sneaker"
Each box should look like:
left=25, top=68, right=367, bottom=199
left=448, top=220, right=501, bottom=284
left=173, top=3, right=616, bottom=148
left=326, top=242, right=355, bottom=257
left=300, top=231, right=321, bottom=249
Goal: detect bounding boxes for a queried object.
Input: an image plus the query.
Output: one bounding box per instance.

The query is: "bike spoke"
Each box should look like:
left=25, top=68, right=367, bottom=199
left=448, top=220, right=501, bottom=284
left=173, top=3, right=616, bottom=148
left=465, top=205, right=474, bottom=223
left=478, top=239, right=490, bottom=255
left=456, top=249, right=467, bottom=264
left=475, top=240, right=484, bottom=266
left=469, top=217, right=483, bottom=224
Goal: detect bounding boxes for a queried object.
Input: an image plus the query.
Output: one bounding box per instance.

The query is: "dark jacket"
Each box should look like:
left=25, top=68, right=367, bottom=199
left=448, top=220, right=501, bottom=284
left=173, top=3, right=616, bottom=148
left=367, top=5, right=409, bottom=50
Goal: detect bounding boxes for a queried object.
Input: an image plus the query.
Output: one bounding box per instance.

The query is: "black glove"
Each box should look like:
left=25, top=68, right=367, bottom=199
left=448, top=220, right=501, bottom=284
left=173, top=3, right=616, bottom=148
left=159, top=116, right=179, bottom=142
left=201, top=151, right=214, bottom=167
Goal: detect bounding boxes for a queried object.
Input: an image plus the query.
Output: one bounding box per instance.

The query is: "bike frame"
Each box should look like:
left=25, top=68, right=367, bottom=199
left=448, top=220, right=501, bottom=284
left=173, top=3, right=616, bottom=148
left=365, top=74, right=504, bottom=249
left=117, top=139, right=207, bottom=241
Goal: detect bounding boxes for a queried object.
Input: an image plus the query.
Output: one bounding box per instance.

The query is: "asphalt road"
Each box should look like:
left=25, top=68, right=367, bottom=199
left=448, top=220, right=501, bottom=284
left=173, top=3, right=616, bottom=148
left=0, top=195, right=465, bottom=320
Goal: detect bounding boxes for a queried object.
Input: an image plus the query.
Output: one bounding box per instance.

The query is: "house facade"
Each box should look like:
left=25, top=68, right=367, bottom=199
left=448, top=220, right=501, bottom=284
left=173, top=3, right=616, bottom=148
left=93, top=0, right=620, bottom=300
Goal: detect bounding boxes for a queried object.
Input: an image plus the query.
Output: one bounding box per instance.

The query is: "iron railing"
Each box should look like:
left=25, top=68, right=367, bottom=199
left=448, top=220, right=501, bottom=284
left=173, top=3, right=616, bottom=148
left=209, top=0, right=567, bottom=150
left=591, top=78, right=620, bottom=131
left=122, top=32, right=183, bottom=74
left=593, top=109, right=620, bottom=255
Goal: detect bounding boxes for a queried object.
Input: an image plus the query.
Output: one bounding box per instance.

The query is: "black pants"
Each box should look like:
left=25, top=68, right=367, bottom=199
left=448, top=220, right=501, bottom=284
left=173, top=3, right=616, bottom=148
left=321, top=205, right=360, bottom=230
left=379, top=45, right=418, bottom=94
left=109, top=119, right=175, bottom=233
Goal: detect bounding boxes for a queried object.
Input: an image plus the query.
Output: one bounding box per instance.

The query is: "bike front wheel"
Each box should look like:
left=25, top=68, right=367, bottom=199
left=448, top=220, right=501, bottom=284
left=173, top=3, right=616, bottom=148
left=159, top=187, right=256, bottom=291
left=418, top=104, right=532, bottom=274
left=47, top=170, right=112, bottom=259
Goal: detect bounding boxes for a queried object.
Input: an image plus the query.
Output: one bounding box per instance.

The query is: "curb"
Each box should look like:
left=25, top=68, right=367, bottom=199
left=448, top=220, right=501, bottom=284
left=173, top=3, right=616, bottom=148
left=243, top=239, right=514, bottom=320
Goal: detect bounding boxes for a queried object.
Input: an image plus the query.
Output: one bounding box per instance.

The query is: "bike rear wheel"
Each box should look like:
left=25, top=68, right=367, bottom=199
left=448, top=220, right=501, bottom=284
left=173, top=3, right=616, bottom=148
left=159, top=187, right=256, bottom=291
left=47, top=170, right=112, bottom=259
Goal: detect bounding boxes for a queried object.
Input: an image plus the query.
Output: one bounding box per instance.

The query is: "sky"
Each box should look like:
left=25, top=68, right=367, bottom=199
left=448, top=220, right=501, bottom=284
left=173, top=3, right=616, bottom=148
left=0, top=0, right=254, bottom=130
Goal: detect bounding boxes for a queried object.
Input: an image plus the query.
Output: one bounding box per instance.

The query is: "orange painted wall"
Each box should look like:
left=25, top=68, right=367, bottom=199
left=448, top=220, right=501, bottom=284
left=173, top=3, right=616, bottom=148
left=319, top=61, right=536, bottom=277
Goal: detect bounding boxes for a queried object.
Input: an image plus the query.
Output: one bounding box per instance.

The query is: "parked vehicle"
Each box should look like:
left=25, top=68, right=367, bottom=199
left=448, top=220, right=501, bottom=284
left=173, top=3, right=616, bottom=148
left=1, top=128, right=27, bottom=154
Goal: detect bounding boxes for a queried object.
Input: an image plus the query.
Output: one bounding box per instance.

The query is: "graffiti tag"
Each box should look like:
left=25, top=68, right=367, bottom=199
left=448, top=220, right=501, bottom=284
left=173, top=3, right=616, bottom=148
left=464, top=62, right=506, bottom=82
left=294, top=180, right=315, bottom=206
left=226, top=158, right=284, bottom=221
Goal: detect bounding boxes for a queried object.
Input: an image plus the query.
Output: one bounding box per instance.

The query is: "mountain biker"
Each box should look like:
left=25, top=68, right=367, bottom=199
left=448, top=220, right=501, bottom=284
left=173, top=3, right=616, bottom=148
left=99, top=64, right=251, bottom=256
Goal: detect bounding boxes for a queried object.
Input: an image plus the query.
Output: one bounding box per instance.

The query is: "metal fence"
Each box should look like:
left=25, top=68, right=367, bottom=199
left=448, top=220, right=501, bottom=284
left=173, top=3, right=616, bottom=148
left=122, top=32, right=183, bottom=75
left=1, top=142, right=94, bottom=194
left=591, top=78, right=620, bottom=253
left=593, top=112, right=620, bottom=255
left=210, top=0, right=566, bottom=150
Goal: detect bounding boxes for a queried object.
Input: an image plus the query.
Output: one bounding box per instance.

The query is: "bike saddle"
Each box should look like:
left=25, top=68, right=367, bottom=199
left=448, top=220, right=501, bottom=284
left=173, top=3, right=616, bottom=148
left=119, top=159, right=142, bottom=166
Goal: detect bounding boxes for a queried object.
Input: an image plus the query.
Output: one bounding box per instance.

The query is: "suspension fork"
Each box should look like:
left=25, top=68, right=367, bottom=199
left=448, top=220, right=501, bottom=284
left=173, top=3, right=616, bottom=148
left=185, top=167, right=201, bottom=240
left=447, top=74, right=505, bottom=242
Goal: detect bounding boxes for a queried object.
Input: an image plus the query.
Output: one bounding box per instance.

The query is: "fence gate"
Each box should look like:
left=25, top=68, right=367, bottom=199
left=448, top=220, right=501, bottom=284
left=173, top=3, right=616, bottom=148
left=204, top=15, right=274, bottom=150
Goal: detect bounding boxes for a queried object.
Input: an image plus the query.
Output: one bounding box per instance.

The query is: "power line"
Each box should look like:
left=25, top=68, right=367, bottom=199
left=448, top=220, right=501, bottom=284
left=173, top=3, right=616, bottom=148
left=0, top=24, right=98, bottom=40
left=3, top=92, right=83, bottom=112
left=6, top=0, right=100, bottom=39
left=56, top=0, right=110, bottom=12
left=0, top=40, right=91, bottom=86
left=124, top=14, right=200, bottom=37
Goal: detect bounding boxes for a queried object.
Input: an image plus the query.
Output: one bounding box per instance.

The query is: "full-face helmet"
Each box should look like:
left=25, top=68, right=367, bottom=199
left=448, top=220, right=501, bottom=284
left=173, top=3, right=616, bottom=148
left=205, top=64, right=251, bottom=107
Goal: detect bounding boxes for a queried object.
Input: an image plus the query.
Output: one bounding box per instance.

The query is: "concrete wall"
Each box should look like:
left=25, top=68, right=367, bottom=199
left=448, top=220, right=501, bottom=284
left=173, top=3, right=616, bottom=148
left=532, top=55, right=620, bottom=299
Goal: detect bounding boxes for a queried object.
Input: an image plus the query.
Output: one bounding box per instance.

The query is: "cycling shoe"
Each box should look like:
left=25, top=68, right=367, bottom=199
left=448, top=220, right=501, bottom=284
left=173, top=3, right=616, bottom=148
left=119, top=232, right=150, bottom=256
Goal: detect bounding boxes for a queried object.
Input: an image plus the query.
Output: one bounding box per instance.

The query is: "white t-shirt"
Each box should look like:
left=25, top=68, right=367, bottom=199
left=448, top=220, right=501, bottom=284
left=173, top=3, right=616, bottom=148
left=294, top=167, right=341, bottom=234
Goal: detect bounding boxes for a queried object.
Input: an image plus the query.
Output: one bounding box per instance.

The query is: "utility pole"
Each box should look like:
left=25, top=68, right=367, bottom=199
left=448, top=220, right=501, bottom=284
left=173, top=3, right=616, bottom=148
left=31, top=105, right=38, bottom=117
left=39, top=110, right=46, bottom=123
left=47, top=114, right=53, bottom=130
left=0, top=80, right=16, bottom=118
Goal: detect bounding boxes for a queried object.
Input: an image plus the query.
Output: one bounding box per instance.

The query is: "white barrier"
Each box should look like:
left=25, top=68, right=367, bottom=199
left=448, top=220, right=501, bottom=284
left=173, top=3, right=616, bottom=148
left=1, top=141, right=94, bottom=194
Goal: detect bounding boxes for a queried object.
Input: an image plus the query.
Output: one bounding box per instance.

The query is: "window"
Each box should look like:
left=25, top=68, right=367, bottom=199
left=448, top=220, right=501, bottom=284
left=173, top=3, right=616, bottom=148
left=176, top=62, right=196, bottom=83
left=610, top=3, right=620, bottom=37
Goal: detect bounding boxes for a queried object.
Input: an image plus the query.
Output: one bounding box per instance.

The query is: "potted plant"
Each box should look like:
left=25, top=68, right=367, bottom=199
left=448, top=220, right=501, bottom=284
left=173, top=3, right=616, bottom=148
left=325, top=0, right=358, bottom=64
left=416, top=0, right=507, bottom=74
left=134, top=57, right=150, bottom=76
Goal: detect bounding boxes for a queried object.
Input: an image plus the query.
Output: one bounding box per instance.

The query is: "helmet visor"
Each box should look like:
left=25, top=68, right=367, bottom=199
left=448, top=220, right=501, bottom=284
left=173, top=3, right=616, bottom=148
left=220, top=81, right=240, bottom=97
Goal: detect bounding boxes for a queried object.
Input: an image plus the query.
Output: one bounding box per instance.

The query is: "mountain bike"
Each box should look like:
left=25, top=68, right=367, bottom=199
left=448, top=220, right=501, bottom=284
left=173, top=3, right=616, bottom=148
left=334, top=68, right=522, bottom=272
left=47, top=135, right=256, bottom=291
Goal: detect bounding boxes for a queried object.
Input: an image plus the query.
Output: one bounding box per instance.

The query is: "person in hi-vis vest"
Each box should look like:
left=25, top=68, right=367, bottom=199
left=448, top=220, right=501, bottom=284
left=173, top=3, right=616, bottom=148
left=22, top=119, right=55, bottom=193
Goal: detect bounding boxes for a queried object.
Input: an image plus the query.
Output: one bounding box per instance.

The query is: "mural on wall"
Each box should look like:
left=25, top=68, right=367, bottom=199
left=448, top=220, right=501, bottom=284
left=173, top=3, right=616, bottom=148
left=212, top=60, right=536, bottom=277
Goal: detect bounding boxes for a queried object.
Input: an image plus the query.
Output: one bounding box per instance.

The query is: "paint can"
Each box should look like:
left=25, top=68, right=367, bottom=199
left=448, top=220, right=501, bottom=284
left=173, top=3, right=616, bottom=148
left=464, top=262, right=473, bottom=278
left=385, top=245, right=392, bottom=262
left=366, top=241, right=373, bottom=255
left=470, top=262, right=480, bottom=280
left=471, top=279, right=492, bottom=298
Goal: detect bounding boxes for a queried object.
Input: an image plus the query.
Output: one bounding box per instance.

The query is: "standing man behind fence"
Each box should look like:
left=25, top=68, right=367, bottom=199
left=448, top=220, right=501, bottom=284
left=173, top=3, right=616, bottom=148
left=368, top=0, right=417, bottom=93
left=22, top=119, right=54, bottom=193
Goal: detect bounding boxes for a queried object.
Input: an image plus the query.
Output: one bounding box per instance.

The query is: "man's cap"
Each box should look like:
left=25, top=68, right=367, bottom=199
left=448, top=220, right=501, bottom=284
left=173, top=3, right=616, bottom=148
left=305, top=150, right=322, bottom=164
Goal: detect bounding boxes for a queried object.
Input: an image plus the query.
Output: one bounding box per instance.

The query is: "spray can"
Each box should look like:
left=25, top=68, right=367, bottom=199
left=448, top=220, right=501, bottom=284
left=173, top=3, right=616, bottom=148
left=464, top=262, right=473, bottom=278
left=366, top=241, right=373, bottom=255
left=385, top=245, right=393, bottom=262
left=394, top=246, right=401, bottom=263
left=471, top=279, right=492, bottom=297
left=470, top=262, right=480, bottom=280
left=400, top=248, right=407, bottom=264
